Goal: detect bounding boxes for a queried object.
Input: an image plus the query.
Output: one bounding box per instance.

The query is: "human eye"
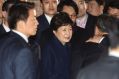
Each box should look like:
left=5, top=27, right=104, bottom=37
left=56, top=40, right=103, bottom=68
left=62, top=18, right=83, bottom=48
left=53, top=1, right=57, bottom=4
left=70, top=28, right=72, bottom=31
left=68, top=27, right=72, bottom=31
left=70, top=14, right=77, bottom=18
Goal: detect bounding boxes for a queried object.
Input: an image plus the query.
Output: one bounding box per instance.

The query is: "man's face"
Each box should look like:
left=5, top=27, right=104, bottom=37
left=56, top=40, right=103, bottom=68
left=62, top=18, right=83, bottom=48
left=73, top=0, right=87, bottom=17
left=62, top=6, right=77, bottom=23
left=108, top=7, right=119, bottom=18
left=41, top=0, right=58, bottom=17
left=25, top=9, right=38, bottom=37
left=87, top=0, right=103, bottom=16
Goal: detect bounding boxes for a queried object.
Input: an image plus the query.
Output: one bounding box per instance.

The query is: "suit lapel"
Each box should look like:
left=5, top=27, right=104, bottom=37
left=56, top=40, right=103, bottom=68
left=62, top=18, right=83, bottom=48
left=0, top=24, right=6, bottom=36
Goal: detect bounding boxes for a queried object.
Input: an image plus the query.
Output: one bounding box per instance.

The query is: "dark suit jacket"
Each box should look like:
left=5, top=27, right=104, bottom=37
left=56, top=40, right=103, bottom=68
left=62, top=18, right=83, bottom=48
left=41, top=35, right=71, bottom=79
left=0, top=31, right=39, bottom=79
left=37, top=14, right=50, bottom=33
left=70, top=13, right=98, bottom=49
left=0, top=24, right=6, bottom=36
left=85, top=13, right=98, bottom=37
left=29, top=14, right=50, bottom=45
left=70, top=41, right=106, bottom=79
left=77, top=56, right=119, bottom=79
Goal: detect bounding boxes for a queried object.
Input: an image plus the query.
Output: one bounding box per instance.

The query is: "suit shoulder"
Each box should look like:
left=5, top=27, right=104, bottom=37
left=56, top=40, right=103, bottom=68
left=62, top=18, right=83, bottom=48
left=37, top=14, right=46, bottom=21
left=88, top=13, right=98, bottom=20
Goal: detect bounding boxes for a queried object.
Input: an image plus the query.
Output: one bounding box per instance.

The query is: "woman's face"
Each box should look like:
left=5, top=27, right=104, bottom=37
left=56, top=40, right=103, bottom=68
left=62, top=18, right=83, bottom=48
left=53, top=24, right=73, bottom=45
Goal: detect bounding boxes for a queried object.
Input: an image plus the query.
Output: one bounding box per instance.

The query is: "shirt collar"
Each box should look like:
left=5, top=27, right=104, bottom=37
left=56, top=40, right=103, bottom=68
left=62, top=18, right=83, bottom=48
left=109, top=49, right=119, bottom=58
left=76, top=13, right=88, bottom=28
left=12, top=30, right=28, bottom=43
left=45, top=14, right=52, bottom=24
left=3, top=23, right=10, bottom=32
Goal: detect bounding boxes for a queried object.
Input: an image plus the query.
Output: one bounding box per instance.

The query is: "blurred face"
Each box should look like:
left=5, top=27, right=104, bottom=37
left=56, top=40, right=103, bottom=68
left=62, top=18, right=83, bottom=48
left=53, top=25, right=73, bottom=45
left=73, top=0, right=87, bottom=17
left=2, top=11, right=8, bottom=22
left=2, top=4, right=14, bottom=26
left=108, top=7, right=119, bottom=19
left=63, top=6, right=77, bottom=23
left=87, top=0, right=103, bottom=16
left=25, top=9, right=38, bottom=37
left=41, top=0, right=58, bottom=17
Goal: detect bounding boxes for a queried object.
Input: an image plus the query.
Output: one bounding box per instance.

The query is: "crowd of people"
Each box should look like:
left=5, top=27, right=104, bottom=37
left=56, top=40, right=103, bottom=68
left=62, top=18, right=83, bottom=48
left=0, top=0, right=119, bottom=79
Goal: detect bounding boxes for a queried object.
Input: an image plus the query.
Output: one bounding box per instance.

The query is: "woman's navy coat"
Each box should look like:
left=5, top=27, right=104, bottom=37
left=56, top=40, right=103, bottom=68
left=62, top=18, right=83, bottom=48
left=41, top=35, right=71, bottom=79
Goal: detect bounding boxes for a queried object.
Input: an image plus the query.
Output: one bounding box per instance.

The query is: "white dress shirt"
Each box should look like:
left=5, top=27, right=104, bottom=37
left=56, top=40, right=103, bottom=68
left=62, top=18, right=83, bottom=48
left=45, top=14, right=52, bottom=24
left=76, top=13, right=88, bottom=29
left=3, top=23, right=10, bottom=32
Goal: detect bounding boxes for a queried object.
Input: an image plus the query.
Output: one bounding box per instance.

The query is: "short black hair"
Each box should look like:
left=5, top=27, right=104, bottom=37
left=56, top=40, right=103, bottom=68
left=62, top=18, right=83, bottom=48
left=98, top=15, right=119, bottom=48
left=108, top=0, right=119, bottom=9
left=2, top=0, right=19, bottom=12
left=57, top=0, right=78, bottom=15
left=8, top=1, right=35, bottom=29
left=88, top=0, right=105, bottom=6
left=50, top=12, right=73, bottom=31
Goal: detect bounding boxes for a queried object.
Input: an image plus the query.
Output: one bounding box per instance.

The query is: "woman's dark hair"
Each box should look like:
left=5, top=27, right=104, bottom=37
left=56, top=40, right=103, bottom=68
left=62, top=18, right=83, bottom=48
left=8, top=1, right=35, bottom=29
left=50, top=12, right=73, bottom=31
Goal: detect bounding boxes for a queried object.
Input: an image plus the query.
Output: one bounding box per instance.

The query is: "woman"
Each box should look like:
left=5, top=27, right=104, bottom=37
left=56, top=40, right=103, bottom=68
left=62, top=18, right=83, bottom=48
left=41, top=12, right=73, bottom=79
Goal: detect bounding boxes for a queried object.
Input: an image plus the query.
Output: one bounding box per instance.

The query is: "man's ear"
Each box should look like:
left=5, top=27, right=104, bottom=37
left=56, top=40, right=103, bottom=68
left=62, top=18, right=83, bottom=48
left=16, top=20, right=26, bottom=31
left=100, top=5, right=104, bottom=14
left=2, top=11, right=7, bottom=18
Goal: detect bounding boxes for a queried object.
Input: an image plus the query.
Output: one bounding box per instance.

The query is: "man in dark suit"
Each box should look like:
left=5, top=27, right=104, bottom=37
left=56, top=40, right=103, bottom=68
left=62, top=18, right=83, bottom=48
left=86, top=0, right=105, bottom=16
left=107, top=0, right=119, bottom=19
left=0, top=2, right=40, bottom=79
left=0, top=1, right=16, bottom=36
left=76, top=15, right=119, bottom=79
left=72, top=0, right=98, bottom=45
left=30, top=0, right=60, bottom=45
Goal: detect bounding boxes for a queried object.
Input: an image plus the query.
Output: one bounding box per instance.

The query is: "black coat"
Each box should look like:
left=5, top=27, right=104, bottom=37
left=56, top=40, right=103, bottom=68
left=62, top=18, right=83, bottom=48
left=77, top=56, right=119, bottom=79
left=41, top=35, right=71, bottom=79
left=70, top=41, right=106, bottom=79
